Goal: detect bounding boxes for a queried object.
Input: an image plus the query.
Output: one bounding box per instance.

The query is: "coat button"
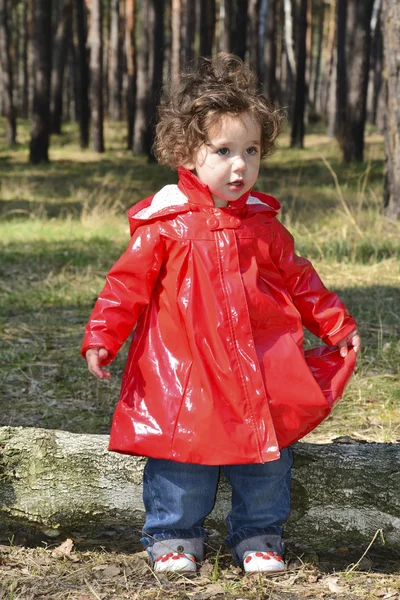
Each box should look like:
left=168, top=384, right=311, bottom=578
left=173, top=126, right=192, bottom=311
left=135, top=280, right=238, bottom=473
left=230, top=217, right=240, bottom=227
left=207, top=217, right=219, bottom=229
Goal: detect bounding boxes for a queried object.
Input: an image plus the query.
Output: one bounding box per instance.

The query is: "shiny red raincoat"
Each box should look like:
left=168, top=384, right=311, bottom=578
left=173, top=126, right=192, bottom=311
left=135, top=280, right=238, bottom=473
left=81, top=167, right=357, bottom=465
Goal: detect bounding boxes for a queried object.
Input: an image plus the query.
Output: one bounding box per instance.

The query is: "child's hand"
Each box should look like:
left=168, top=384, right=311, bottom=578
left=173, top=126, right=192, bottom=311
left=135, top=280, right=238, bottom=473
left=86, top=348, right=111, bottom=379
left=337, top=329, right=361, bottom=357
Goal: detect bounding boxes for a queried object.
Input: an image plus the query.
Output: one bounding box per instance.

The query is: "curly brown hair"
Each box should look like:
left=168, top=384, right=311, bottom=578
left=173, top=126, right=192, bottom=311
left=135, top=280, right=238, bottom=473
left=154, top=53, right=285, bottom=170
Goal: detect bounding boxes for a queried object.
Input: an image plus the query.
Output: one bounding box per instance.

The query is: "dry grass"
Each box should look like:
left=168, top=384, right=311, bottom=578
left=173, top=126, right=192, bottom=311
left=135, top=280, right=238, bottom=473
left=0, top=542, right=399, bottom=600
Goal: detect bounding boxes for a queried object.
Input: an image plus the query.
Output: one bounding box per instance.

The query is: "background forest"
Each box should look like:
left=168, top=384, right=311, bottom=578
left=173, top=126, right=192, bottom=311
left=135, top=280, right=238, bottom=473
left=0, top=1, right=400, bottom=599
left=0, top=0, right=399, bottom=218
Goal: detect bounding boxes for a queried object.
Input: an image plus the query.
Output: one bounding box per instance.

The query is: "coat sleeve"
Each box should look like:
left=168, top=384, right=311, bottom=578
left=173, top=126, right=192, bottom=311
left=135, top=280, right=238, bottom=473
left=269, top=219, right=357, bottom=345
left=81, top=222, right=165, bottom=364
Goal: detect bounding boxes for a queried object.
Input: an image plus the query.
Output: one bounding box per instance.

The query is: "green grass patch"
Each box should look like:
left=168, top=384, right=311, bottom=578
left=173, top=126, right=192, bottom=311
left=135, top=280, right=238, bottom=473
left=0, top=119, right=399, bottom=442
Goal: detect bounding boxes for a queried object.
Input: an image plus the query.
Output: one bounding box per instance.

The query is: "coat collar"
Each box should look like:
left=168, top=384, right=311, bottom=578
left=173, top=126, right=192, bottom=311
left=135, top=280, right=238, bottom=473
left=177, top=166, right=252, bottom=214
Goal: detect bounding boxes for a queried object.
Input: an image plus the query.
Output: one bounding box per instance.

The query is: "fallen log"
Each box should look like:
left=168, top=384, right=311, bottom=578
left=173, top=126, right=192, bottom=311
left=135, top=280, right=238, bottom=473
left=0, top=426, right=399, bottom=553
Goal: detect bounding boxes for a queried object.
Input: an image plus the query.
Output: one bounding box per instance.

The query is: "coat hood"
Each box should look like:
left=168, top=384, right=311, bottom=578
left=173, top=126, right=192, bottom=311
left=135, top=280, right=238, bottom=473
left=127, top=166, right=281, bottom=236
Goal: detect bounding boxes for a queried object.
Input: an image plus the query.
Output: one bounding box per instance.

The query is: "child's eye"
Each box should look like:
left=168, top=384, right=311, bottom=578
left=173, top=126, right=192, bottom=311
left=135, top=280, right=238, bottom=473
left=246, top=147, right=258, bottom=155
left=217, top=147, right=230, bottom=156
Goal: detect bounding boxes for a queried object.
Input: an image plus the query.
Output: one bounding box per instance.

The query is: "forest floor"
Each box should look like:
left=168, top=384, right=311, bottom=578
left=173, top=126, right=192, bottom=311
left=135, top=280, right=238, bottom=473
left=0, top=120, right=399, bottom=599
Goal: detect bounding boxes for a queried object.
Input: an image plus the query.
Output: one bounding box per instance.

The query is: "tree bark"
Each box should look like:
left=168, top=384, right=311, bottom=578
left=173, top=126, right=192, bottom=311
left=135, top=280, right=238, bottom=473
left=29, top=0, right=52, bottom=163
left=20, top=0, right=30, bottom=118
left=125, top=0, right=136, bottom=151
left=50, top=0, right=73, bottom=134
left=232, top=0, right=247, bottom=60
left=147, top=0, right=165, bottom=161
left=382, top=0, right=400, bottom=220
left=336, top=0, right=375, bottom=163
left=0, top=0, right=17, bottom=144
left=182, top=0, right=196, bottom=66
left=171, top=0, right=181, bottom=85
left=199, top=0, right=215, bottom=58
left=0, top=427, right=399, bottom=553
left=133, top=0, right=149, bottom=154
left=89, top=0, right=104, bottom=152
left=290, top=0, right=307, bottom=148
left=218, top=0, right=232, bottom=53
left=262, top=0, right=279, bottom=102
left=74, top=0, right=90, bottom=148
left=247, top=0, right=260, bottom=75
left=108, top=0, right=122, bottom=120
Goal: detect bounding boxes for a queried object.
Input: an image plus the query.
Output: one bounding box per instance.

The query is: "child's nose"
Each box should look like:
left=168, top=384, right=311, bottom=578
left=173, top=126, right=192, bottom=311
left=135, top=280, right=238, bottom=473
left=232, top=156, right=246, bottom=172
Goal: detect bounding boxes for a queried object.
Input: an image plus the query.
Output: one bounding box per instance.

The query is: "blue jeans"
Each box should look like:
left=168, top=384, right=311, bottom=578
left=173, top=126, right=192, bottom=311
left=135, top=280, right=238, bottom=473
left=141, top=448, right=293, bottom=565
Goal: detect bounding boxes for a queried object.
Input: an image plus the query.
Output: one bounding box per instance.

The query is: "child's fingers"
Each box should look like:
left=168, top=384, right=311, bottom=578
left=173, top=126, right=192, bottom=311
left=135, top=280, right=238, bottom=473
left=86, top=349, right=111, bottom=379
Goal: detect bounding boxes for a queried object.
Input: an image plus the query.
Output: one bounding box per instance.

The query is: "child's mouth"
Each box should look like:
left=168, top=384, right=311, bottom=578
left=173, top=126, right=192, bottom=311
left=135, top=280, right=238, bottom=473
left=228, top=181, right=244, bottom=190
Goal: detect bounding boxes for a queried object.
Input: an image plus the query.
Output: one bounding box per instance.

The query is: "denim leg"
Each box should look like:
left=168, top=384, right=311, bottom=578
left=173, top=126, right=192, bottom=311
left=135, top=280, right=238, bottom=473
left=222, top=447, right=293, bottom=564
left=141, top=458, right=220, bottom=561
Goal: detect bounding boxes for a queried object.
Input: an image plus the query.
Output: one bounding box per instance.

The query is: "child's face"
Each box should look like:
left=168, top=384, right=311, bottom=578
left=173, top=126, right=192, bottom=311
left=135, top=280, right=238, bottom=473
left=185, top=112, right=261, bottom=208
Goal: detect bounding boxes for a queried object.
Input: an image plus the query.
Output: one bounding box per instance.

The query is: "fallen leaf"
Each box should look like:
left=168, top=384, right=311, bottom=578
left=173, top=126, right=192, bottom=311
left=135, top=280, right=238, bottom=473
left=191, top=584, right=226, bottom=599
left=383, top=591, right=399, bottom=600
left=101, top=565, right=121, bottom=577
left=51, top=538, right=74, bottom=559
left=326, top=576, right=344, bottom=594
left=199, top=560, right=214, bottom=577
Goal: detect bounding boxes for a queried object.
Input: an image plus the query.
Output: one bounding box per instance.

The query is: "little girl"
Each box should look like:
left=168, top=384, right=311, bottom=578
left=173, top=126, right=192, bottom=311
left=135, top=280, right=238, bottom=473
left=82, top=53, right=360, bottom=574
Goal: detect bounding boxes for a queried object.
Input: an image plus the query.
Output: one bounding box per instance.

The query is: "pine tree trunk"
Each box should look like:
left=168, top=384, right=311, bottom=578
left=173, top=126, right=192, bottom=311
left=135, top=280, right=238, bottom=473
left=199, top=0, right=215, bottom=57
left=0, top=427, right=399, bottom=553
left=133, top=0, right=150, bottom=154
left=262, top=0, right=278, bottom=101
left=310, top=0, right=325, bottom=118
left=50, top=0, right=73, bottom=134
left=0, top=0, right=17, bottom=144
left=218, top=0, right=232, bottom=53
left=21, top=0, right=30, bottom=118
left=74, top=0, right=90, bottom=148
left=125, top=0, right=136, bottom=151
left=382, top=0, right=400, bottom=220
left=247, top=0, right=260, bottom=75
left=182, top=0, right=196, bottom=66
left=291, top=0, right=307, bottom=148
left=89, top=0, right=104, bottom=152
left=336, top=0, right=375, bottom=163
left=147, top=0, right=165, bottom=161
left=29, top=0, right=52, bottom=163
left=108, top=0, right=122, bottom=120
left=232, top=0, right=247, bottom=60
left=171, top=0, right=181, bottom=85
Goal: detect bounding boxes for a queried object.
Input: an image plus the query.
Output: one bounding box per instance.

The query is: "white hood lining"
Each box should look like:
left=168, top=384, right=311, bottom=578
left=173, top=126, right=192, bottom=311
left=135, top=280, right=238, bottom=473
left=134, top=184, right=270, bottom=220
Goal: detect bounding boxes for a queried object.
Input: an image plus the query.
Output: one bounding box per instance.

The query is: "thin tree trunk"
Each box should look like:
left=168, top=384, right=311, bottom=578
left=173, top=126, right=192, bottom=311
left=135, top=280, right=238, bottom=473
left=89, top=0, right=104, bottom=152
left=232, top=0, right=248, bottom=60
left=247, top=0, right=260, bottom=75
left=50, top=0, right=73, bottom=134
left=108, top=0, right=122, bottom=120
left=29, top=0, right=52, bottom=163
left=0, top=0, right=17, bottom=144
left=74, top=0, right=90, bottom=148
left=199, top=0, right=215, bottom=57
left=263, top=0, right=279, bottom=101
left=283, top=0, right=296, bottom=78
left=171, top=0, right=181, bottom=85
left=382, top=0, right=400, bottom=219
left=309, top=0, right=325, bottom=118
left=147, top=0, right=165, bottom=161
left=125, top=0, right=136, bottom=150
left=182, top=0, right=196, bottom=66
left=133, top=0, right=149, bottom=154
left=291, top=0, right=307, bottom=147
left=336, top=0, right=375, bottom=163
left=218, top=0, right=232, bottom=53
left=20, top=0, right=30, bottom=118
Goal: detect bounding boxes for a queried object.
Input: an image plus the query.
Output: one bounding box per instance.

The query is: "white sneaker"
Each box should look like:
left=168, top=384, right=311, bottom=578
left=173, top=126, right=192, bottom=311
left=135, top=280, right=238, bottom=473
left=243, top=551, right=286, bottom=573
left=154, top=551, right=197, bottom=573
